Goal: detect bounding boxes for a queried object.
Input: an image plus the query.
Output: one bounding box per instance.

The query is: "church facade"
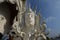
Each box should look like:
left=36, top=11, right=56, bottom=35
left=0, top=0, right=47, bottom=40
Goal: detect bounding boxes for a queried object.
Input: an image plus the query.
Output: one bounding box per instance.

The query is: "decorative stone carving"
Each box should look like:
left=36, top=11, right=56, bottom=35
left=0, top=0, right=47, bottom=40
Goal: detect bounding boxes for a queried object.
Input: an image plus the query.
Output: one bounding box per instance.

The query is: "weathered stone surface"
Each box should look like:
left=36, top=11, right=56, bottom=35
left=0, top=0, right=47, bottom=40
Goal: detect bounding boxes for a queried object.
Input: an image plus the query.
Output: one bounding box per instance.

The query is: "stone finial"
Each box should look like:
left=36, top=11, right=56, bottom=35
left=33, top=6, right=37, bottom=14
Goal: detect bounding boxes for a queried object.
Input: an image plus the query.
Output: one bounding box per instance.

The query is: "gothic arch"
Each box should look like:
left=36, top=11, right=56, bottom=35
left=0, top=1, right=18, bottom=34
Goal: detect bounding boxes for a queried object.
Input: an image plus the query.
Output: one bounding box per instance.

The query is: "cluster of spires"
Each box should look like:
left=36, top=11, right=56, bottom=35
left=10, top=0, right=47, bottom=40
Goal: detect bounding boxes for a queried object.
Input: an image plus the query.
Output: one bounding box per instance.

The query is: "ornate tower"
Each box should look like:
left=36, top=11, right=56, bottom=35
left=10, top=0, right=47, bottom=40
left=25, top=4, right=35, bottom=33
left=11, top=0, right=27, bottom=35
left=16, top=0, right=26, bottom=30
left=35, top=13, right=41, bottom=33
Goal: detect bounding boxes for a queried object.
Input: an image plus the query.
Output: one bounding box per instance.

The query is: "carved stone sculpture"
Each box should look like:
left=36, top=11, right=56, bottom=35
left=0, top=0, right=47, bottom=40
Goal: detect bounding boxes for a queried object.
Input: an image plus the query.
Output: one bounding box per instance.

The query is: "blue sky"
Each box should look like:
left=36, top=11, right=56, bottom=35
left=27, top=0, right=60, bottom=38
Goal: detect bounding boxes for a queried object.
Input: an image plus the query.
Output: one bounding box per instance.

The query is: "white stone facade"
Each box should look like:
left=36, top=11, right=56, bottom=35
left=0, top=0, right=47, bottom=40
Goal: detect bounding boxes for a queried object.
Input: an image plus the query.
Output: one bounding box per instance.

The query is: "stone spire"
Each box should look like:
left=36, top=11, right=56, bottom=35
left=24, top=3, right=35, bottom=33
left=11, top=0, right=27, bottom=34
left=16, top=0, right=26, bottom=11
left=17, top=0, right=26, bottom=27
left=34, top=9, right=41, bottom=33
left=41, top=20, right=47, bottom=32
left=34, top=6, right=37, bottom=14
left=21, top=0, right=26, bottom=12
left=28, top=3, right=32, bottom=12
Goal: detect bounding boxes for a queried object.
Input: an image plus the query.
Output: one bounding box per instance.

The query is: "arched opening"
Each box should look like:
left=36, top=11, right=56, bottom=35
left=0, top=1, right=18, bottom=34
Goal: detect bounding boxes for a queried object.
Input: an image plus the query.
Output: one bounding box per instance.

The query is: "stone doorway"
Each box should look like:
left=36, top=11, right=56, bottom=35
left=0, top=2, right=18, bottom=34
